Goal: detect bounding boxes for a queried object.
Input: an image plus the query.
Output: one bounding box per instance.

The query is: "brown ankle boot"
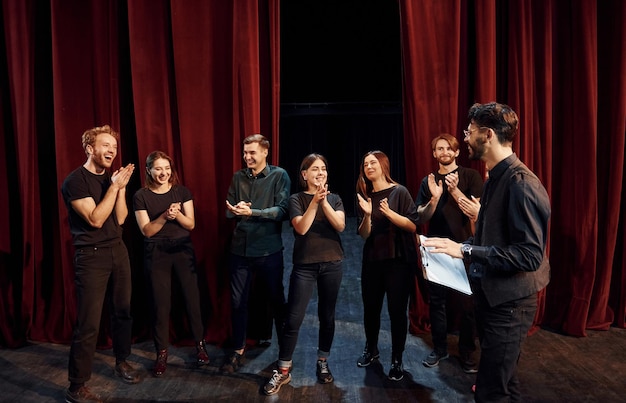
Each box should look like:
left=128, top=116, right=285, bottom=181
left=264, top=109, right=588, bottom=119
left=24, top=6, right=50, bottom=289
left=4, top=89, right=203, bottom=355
left=196, top=340, right=210, bottom=366
left=153, top=349, right=168, bottom=377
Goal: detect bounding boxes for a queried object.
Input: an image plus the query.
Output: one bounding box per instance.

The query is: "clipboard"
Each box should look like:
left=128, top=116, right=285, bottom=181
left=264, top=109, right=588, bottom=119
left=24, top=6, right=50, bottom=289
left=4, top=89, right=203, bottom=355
left=419, top=235, right=472, bottom=295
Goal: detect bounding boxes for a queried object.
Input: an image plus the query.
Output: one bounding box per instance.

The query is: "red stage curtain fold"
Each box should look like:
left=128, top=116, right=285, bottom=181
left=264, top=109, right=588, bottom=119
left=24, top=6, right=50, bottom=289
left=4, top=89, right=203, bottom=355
left=400, top=0, right=626, bottom=337
left=399, top=0, right=464, bottom=335
left=0, top=0, right=280, bottom=347
left=0, top=0, right=624, bottom=349
left=1, top=0, right=40, bottom=347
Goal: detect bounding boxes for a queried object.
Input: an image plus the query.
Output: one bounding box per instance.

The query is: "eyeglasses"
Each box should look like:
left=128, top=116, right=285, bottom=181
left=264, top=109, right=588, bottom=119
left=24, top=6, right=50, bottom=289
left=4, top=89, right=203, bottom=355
left=463, top=126, right=489, bottom=139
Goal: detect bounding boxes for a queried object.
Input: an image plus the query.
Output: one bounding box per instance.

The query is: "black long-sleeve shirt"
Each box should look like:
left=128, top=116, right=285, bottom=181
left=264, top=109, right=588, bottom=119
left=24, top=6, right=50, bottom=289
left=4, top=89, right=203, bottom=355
left=467, top=154, right=551, bottom=306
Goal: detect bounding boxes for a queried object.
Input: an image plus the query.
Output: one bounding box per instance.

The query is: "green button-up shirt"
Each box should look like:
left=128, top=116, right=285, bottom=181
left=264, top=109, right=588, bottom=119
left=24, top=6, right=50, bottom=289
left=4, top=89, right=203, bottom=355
left=226, top=164, right=291, bottom=257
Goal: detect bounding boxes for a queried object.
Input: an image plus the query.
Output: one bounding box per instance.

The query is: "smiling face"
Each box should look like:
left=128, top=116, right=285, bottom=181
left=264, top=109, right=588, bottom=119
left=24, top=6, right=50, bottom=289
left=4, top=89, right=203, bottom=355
left=148, top=157, right=172, bottom=187
left=243, top=141, right=268, bottom=174
left=302, top=158, right=327, bottom=191
left=433, top=139, right=459, bottom=166
left=465, top=123, right=489, bottom=161
left=88, top=133, right=118, bottom=171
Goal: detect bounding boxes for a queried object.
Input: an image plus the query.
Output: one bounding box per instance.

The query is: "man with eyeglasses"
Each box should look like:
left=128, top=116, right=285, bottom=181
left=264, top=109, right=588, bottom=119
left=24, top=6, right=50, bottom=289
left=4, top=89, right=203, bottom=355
left=416, top=133, right=483, bottom=374
left=423, top=102, right=551, bottom=402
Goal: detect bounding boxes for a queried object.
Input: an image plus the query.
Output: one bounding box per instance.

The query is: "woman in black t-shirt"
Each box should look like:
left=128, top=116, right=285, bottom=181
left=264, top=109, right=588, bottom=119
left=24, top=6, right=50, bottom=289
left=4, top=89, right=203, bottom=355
left=355, top=150, right=419, bottom=382
left=133, top=151, right=209, bottom=377
left=263, top=153, right=345, bottom=396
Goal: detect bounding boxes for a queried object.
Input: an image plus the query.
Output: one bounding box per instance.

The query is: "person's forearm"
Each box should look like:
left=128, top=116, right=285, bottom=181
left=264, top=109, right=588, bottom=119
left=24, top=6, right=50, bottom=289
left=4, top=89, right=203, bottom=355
left=358, top=214, right=371, bottom=239
left=114, top=188, right=128, bottom=225
left=321, top=201, right=345, bottom=232
left=417, top=197, right=438, bottom=223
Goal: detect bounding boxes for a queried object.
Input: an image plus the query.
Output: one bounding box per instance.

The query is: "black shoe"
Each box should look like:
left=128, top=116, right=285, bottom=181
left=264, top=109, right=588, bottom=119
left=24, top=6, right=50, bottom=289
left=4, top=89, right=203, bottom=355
left=460, top=351, right=478, bottom=373
left=316, top=359, right=334, bottom=384
left=357, top=348, right=380, bottom=367
left=388, top=359, right=404, bottom=381
left=422, top=350, right=449, bottom=368
left=220, top=351, right=245, bottom=373
left=65, top=386, right=103, bottom=403
left=115, top=361, right=141, bottom=384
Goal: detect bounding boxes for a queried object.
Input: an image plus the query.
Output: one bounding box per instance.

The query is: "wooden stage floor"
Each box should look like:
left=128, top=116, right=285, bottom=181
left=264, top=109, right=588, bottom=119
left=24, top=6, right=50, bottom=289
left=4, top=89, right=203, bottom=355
left=1, top=219, right=624, bottom=402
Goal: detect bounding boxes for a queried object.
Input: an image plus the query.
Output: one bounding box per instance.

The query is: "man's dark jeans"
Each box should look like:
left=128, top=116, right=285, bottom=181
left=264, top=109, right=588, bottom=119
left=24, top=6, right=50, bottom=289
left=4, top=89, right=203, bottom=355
left=68, top=241, right=133, bottom=383
left=229, top=251, right=286, bottom=350
left=473, top=285, right=537, bottom=403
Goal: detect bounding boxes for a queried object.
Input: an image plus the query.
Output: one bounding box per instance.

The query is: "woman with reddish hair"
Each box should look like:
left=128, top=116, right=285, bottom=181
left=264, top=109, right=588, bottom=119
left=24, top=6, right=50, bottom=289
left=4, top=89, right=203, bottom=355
left=355, top=150, right=419, bottom=381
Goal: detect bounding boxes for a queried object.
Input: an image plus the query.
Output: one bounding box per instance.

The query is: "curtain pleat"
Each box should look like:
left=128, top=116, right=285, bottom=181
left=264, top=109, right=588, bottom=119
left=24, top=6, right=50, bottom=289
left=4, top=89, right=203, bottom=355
left=0, top=0, right=624, bottom=348
left=400, top=0, right=625, bottom=336
left=1, top=0, right=38, bottom=347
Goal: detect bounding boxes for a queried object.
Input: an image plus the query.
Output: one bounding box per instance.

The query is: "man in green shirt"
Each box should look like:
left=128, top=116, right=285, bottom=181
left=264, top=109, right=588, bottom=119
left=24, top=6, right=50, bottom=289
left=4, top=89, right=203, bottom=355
left=221, top=134, right=291, bottom=373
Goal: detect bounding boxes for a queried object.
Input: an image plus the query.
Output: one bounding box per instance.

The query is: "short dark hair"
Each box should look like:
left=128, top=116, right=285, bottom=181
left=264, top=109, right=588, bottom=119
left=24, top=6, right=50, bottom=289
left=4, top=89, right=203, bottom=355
left=468, top=102, right=519, bottom=145
left=243, top=134, right=270, bottom=150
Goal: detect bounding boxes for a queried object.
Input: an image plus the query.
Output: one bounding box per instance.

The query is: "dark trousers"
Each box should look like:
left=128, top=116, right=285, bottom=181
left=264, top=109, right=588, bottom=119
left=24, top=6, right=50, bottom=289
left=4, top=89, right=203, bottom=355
left=68, top=241, right=133, bottom=384
left=473, top=285, right=537, bottom=403
left=278, top=261, right=343, bottom=367
left=427, top=281, right=476, bottom=355
left=361, top=259, right=413, bottom=359
left=144, top=238, right=204, bottom=351
left=229, top=251, right=286, bottom=350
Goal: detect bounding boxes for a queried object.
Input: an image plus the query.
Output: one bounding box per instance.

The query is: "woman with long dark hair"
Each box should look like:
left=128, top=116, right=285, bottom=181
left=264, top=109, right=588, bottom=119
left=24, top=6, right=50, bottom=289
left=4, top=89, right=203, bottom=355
left=263, top=153, right=345, bottom=396
left=355, top=150, right=419, bottom=381
left=133, top=151, right=209, bottom=377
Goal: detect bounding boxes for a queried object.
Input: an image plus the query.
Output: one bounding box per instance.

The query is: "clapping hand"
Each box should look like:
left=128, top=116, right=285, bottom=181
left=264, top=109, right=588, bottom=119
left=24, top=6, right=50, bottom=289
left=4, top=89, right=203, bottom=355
left=226, top=200, right=253, bottom=216
left=165, top=202, right=181, bottom=220
left=357, top=193, right=372, bottom=215
left=427, top=173, right=443, bottom=199
left=111, top=163, right=135, bottom=189
left=458, top=195, right=480, bottom=222
left=378, top=197, right=393, bottom=218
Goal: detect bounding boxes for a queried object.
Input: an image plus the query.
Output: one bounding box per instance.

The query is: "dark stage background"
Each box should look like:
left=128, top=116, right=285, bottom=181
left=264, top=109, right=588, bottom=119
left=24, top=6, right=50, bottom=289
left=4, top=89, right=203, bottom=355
left=279, top=1, right=405, bottom=217
left=0, top=0, right=625, bottom=350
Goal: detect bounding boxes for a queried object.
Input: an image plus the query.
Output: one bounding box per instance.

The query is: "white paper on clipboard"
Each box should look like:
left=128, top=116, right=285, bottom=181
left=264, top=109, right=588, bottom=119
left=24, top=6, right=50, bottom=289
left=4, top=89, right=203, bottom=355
left=419, top=235, right=472, bottom=295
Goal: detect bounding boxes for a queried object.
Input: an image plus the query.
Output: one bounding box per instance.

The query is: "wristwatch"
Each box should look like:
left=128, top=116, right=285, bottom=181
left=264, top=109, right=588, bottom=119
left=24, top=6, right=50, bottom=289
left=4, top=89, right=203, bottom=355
left=461, top=244, right=472, bottom=260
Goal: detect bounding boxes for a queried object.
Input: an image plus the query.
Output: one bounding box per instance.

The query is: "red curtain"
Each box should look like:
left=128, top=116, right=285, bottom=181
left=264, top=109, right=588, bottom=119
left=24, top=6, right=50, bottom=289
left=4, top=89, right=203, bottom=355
left=400, top=0, right=626, bottom=337
left=0, top=0, right=279, bottom=348
left=1, top=0, right=625, bottom=348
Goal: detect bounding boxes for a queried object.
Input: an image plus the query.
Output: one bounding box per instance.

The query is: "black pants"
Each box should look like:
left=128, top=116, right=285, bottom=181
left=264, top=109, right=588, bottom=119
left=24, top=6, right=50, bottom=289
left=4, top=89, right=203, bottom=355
left=144, top=237, right=204, bottom=351
left=278, top=261, right=343, bottom=367
left=361, top=259, right=413, bottom=360
left=427, top=280, right=476, bottom=355
left=473, top=284, right=537, bottom=403
left=68, top=241, right=133, bottom=384
left=229, top=251, right=286, bottom=350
